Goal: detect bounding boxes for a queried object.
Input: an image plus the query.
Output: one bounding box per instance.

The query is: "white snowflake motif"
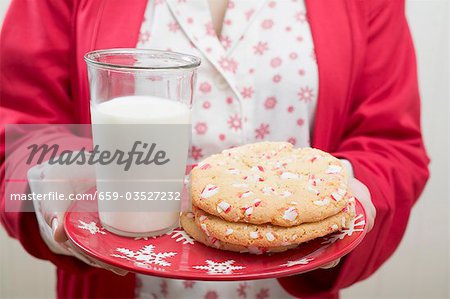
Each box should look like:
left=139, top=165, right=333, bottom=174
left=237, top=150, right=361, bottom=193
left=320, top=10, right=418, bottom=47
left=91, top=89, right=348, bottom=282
left=112, top=244, right=177, bottom=267
left=78, top=220, right=106, bottom=235
left=134, top=237, right=149, bottom=241
left=193, top=260, right=245, bottom=275
left=321, top=214, right=366, bottom=245
left=166, top=229, right=195, bottom=245
left=282, top=257, right=314, bottom=267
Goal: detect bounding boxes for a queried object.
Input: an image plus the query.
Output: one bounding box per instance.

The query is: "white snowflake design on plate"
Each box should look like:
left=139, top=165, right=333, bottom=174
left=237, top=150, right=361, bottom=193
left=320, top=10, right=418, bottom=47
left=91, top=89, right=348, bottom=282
left=78, top=220, right=106, bottom=235
left=321, top=214, right=366, bottom=245
left=111, top=244, right=177, bottom=267
left=133, top=228, right=195, bottom=244
left=282, top=257, right=314, bottom=267
left=193, top=260, right=245, bottom=275
left=166, top=228, right=195, bottom=245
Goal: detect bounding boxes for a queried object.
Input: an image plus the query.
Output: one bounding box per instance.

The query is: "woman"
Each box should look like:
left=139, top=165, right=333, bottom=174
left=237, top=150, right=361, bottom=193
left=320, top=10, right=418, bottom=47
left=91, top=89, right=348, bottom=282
left=0, top=0, right=429, bottom=298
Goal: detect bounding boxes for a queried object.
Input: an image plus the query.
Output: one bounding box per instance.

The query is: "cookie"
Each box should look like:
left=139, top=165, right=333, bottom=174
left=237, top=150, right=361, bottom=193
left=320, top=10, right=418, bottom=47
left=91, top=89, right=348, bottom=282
left=191, top=142, right=349, bottom=226
left=193, top=195, right=355, bottom=248
left=180, top=212, right=297, bottom=254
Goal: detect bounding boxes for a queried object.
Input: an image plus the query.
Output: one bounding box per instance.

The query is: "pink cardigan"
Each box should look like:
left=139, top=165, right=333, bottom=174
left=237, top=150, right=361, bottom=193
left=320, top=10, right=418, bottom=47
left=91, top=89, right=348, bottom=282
left=0, top=0, right=429, bottom=298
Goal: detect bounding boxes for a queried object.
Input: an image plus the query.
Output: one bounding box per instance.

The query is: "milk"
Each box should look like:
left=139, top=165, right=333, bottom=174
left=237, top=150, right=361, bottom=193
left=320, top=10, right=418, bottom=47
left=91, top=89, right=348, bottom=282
left=90, top=96, right=191, bottom=237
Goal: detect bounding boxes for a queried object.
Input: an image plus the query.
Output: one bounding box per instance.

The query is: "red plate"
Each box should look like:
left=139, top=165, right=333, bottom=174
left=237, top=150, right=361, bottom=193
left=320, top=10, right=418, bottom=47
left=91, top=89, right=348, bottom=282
left=65, top=198, right=367, bottom=281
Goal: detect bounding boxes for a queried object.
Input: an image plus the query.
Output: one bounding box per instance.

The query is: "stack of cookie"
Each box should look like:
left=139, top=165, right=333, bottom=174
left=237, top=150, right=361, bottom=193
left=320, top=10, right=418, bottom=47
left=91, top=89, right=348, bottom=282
left=181, top=142, right=355, bottom=254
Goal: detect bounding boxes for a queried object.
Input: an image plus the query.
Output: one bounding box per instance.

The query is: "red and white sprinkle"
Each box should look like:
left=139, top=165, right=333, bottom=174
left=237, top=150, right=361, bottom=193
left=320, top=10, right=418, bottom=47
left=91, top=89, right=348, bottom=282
left=232, top=183, right=249, bottom=188
left=331, top=192, right=343, bottom=201
left=250, top=231, right=259, bottom=239
left=326, top=165, right=342, bottom=174
left=217, top=201, right=231, bottom=213
left=314, top=198, right=330, bottom=206
left=199, top=163, right=212, bottom=170
left=227, top=168, right=240, bottom=174
left=262, top=186, right=276, bottom=195
left=200, top=223, right=209, bottom=236
left=251, top=165, right=265, bottom=172
left=280, top=190, right=292, bottom=198
left=201, top=184, right=219, bottom=198
left=244, top=206, right=254, bottom=216
left=280, top=172, right=299, bottom=179
left=265, top=232, right=275, bottom=242
left=283, top=207, right=298, bottom=221
left=253, top=199, right=262, bottom=207
left=240, top=191, right=254, bottom=198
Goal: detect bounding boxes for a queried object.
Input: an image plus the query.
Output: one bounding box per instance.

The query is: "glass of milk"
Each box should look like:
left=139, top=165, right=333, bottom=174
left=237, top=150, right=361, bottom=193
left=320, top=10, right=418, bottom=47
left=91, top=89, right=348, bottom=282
left=84, top=49, right=200, bottom=237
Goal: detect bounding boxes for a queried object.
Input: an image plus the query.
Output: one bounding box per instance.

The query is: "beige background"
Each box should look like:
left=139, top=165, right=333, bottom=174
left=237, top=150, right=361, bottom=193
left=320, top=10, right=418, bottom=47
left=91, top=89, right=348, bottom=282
left=1, top=0, right=449, bottom=298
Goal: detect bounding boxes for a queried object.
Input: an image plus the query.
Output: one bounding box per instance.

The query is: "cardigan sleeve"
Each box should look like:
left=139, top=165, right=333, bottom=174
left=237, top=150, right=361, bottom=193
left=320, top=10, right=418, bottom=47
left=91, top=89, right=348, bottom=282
left=0, top=0, right=100, bottom=274
left=278, top=0, right=429, bottom=297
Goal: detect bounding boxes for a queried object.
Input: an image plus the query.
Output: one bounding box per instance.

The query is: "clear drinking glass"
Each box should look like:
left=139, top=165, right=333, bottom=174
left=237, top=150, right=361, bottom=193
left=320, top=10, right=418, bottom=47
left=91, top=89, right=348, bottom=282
left=84, top=49, right=200, bottom=237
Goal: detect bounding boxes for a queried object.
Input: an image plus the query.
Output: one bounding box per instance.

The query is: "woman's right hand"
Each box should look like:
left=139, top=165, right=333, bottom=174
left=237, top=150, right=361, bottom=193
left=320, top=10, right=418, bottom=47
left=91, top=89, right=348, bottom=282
left=27, top=160, right=128, bottom=276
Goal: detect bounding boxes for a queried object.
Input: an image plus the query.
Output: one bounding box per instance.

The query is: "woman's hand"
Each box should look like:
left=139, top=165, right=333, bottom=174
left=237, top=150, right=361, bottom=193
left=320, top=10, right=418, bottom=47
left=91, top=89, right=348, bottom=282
left=28, top=160, right=128, bottom=276
left=320, top=177, right=376, bottom=269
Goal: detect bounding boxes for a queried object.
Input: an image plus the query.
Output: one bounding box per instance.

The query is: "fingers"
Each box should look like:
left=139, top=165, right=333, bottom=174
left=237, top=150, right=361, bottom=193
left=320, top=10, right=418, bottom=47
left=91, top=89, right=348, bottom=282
left=348, top=178, right=376, bottom=231
left=43, top=211, right=68, bottom=243
left=320, top=258, right=341, bottom=269
left=51, top=216, right=69, bottom=243
left=65, top=241, right=129, bottom=276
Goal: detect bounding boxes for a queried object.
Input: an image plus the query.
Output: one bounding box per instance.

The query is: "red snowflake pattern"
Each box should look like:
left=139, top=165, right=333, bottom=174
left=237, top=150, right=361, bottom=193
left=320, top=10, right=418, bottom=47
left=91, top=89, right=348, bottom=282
left=288, top=106, right=295, bottom=113
left=168, top=22, right=180, bottom=32
left=297, top=118, right=305, bottom=126
left=264, top=97, right=277, bottom=109
left=204, top=290, right=218, bottom=299
left=195, top=122, right=208, bottom=135
left=199, top=82, right=212, bottom=93
left=253, top=41, right=269, bottom=55
left=226, top=97, right=233, bottom=104
left=183, top=280, right=195, bottom=289
left=268, top=1, right=276, bottom=8
left=219, top=57, right=238, bottom=73
left=228, top=1, right=235, bottom=9
left=273, top=74, right=281, bottom=83
left=219, top=134, right=226, bottom=141
left=237, top=282, right=248, bottom=298
left=288, top=137, right=297, bottom=145
left=138, top=31, right=150, bottom=44
left=255, top=123, right=270, bottom=139
left=245, top=9, right=255, bottom=20
left=190, top=146, right=204, bottom=161
left=203, top=101, right=211, bottom=109
left=227, top=114, right=242, bottom=131
left=240, top=86, right=254, bottom=99
left=261, top=19, right=274, bottom=29
left=295, top=11, right=307, bottom=23
left=205, top=22, right=216, bottom=36
left=298, top=86, right=314, bottom=102
left=256, top=288, right=270, bottom=299
left=220, top=35, right=232, bottom=50
left=270, top=57, right=282, bottom=68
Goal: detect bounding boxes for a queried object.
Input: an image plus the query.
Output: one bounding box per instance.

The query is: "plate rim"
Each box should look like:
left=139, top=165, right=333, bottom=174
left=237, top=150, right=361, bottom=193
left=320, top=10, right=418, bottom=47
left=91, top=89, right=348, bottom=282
left=65, top=199, right=367, bottom=281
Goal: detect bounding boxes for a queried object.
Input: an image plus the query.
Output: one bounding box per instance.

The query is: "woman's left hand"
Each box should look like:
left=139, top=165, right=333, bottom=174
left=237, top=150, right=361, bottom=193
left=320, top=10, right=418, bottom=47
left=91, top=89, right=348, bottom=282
left=320, top=177, right=376, bottom=269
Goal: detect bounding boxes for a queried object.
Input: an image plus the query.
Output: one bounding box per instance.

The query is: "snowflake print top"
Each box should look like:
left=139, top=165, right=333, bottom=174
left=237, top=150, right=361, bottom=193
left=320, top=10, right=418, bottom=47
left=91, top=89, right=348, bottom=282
left=137, top=0, right=318, bottom=164
left=136, top=0, right=317, bottom=298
